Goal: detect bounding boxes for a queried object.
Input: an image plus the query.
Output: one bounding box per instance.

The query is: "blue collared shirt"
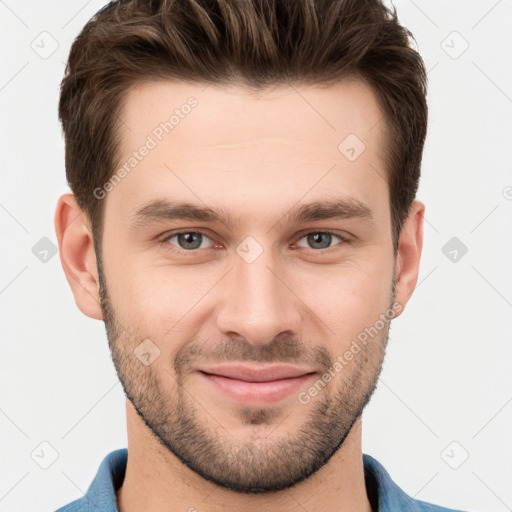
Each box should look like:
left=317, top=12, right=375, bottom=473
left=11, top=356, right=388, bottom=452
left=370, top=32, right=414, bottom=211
left=55, top=448, right=468, bottom=511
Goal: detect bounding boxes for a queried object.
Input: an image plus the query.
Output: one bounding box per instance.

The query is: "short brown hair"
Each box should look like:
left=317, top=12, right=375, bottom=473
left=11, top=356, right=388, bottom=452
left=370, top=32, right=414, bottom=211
left=58, top=0, right=428, bottom=254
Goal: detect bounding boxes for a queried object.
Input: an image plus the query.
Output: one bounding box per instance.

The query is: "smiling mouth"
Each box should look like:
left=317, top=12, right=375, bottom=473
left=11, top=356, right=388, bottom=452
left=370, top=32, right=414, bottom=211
left=196, top=367, right=317, bottom=405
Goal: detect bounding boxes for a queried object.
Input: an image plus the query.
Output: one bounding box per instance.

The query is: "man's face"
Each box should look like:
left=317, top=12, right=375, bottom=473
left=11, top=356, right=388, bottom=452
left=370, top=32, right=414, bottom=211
left=98, top=79, right=400, bottom=493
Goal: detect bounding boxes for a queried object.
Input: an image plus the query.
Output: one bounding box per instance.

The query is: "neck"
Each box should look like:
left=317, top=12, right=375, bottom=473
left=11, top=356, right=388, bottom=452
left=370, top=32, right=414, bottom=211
left=117, top=401, right=372, bottom=512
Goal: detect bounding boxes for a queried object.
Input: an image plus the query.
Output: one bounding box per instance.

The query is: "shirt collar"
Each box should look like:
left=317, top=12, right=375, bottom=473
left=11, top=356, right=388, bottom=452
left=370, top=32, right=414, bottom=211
left=363, top=453, right=433, bottom=511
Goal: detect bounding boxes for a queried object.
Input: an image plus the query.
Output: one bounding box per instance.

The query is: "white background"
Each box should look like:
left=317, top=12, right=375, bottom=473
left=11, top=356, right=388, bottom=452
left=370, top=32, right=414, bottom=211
left=1, top=1, right=511, bottom=511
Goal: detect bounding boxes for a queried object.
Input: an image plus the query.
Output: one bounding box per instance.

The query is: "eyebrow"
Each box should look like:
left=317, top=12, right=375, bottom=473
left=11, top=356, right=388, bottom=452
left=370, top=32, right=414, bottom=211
left=129, top=197, right=374, bottom=230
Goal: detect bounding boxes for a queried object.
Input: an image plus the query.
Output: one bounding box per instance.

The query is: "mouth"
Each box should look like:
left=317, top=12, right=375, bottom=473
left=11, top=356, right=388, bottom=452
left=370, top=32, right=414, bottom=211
left=195, top=364, right=317, bottom=404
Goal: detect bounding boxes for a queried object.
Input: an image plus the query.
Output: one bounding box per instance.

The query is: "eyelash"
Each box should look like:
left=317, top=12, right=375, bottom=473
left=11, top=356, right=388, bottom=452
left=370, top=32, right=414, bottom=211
left=159, top=229, right=351, bottom=256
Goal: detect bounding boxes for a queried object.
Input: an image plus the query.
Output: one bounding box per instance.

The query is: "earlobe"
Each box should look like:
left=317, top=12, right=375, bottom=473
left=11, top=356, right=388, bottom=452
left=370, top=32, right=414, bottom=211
left=54, top=193, right=104, bottom=320
left=392, top=200, right=425, bottom=316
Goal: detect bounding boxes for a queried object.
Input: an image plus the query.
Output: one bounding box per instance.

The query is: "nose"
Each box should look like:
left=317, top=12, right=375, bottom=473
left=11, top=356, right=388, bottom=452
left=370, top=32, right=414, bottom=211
left=215, top=245, right=303, bottom=346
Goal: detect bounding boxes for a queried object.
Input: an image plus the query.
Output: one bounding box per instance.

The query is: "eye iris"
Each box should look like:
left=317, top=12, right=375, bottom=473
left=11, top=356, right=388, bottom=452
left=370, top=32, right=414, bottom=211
left=178, top=232, right=202, bottom=250
left=307, top=232, right=332, bottom=249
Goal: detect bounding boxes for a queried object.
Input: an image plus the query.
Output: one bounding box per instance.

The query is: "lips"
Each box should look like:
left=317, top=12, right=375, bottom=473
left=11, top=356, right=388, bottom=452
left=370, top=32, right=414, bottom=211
left=197, top=364, right=316, bottom=382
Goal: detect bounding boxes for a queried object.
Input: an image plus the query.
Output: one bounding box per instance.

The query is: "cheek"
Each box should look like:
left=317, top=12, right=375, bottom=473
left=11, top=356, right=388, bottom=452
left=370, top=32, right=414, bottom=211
left=299, top=260, right=393, bottom=345
left=107, top=260, right=218, bottom=342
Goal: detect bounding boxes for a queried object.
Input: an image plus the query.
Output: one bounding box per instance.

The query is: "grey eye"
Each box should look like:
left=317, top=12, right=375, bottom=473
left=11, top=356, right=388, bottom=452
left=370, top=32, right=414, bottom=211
left=296, top=232, right=343, bottom=250
left=169, top=232, right=211, bottom=250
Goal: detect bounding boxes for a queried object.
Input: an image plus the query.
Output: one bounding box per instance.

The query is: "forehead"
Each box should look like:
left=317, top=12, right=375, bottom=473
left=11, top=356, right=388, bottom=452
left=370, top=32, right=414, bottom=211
left=118, top=78, right=385, bottom=151
left=107, top=78, right=389, bottom=227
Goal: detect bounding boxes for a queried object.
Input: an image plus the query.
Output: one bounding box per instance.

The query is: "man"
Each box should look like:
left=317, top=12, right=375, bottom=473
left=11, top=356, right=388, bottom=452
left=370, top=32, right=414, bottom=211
left=54, top=0, right=467, bottom=510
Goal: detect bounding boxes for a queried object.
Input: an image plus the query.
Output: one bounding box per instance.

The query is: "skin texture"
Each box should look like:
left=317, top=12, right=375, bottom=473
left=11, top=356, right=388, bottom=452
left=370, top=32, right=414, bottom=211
left=55, top=79, right=424, bottom=512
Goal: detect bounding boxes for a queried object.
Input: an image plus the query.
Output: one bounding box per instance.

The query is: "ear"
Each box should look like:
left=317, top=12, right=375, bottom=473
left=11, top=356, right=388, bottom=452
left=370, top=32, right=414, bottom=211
left=393, top=200, right=425, bottom=317
left=54, top=193, right=103, bottom=320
